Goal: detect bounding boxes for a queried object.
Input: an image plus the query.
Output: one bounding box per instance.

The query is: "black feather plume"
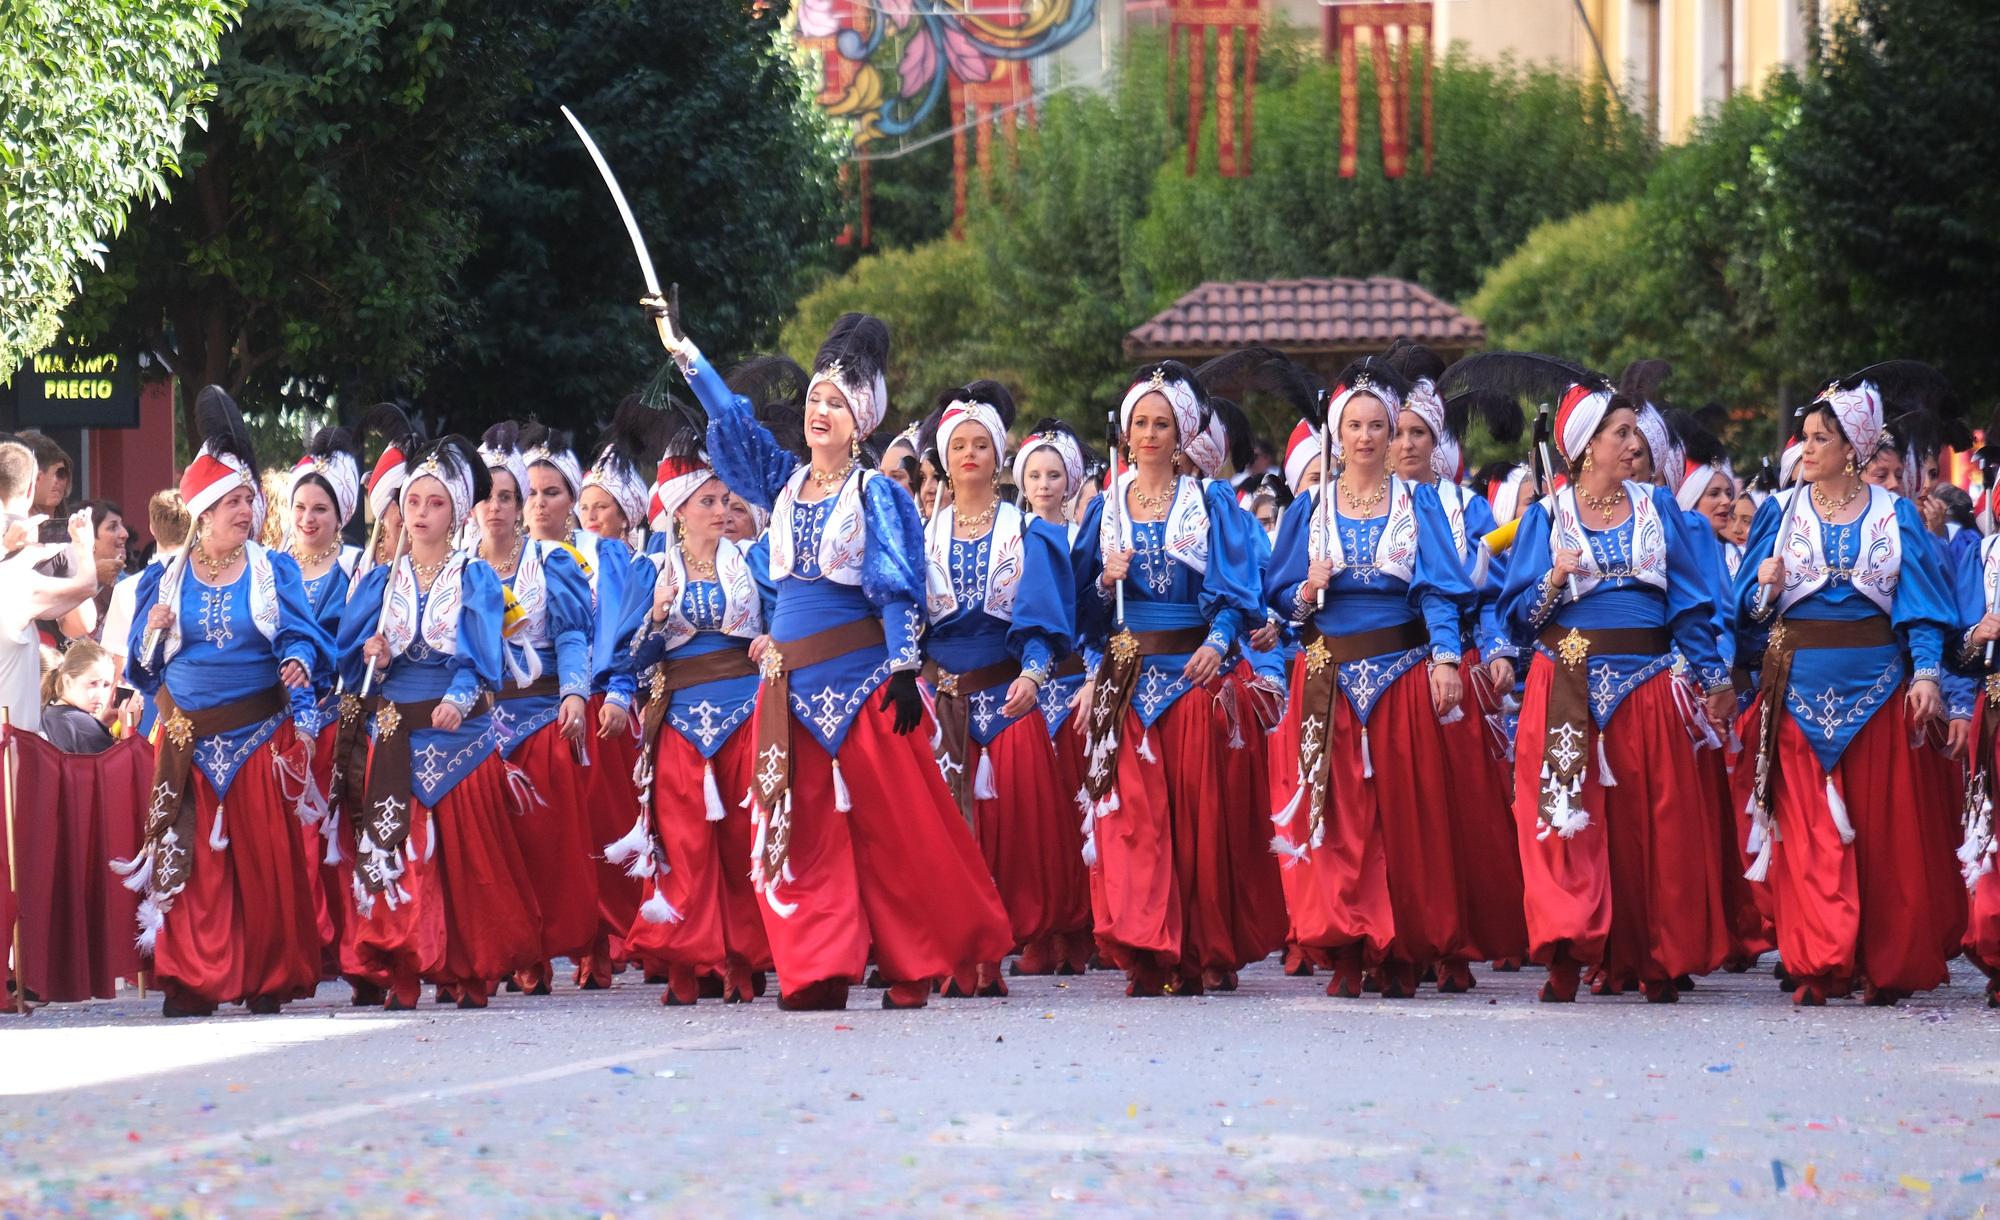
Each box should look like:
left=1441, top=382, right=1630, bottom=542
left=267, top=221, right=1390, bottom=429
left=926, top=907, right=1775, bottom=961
left=1206, top=396, right=1256, bottom=473
left=1442, top=388, right=1527, bottom=450
left=358, top=401, right=422, bottom=461
left=1437, top=351, right=1611, bottom=409
left=1383, top=338, right=1448, bottom=388
left=1618, top=358, right=1674, bottom=410
left=726, top=355, right=810, bottom=460
left=1193, top=346, right=1320, bottom=422
left=194, top=385, right=258, bottom=480
left=1664, top=408, right=1727, bottom=472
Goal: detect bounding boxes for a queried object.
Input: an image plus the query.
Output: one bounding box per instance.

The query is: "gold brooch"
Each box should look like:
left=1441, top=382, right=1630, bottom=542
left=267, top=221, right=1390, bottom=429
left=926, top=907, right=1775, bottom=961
left=1986, top=673, right=2000, bottom=708
left=1109, top=630, right=1139, bottom=666
left=162, top=709, right=194, bottom=750
left=1148, top=368, right=1166, bottom=392
left=1766, top=622, right=1788, bottom=654
left=1304, top=635, right=1332, bottom=677
left=648, top=667, right=667, bottom=703
left=1556, top=627, right=1589, bottom=668
left=759, top=646, right=785, bottom=682
left=937, top=671, right=959, bottom=697
left=338, top=692, right=363, bottom=726
left=373, top=704, right=402, bottom=740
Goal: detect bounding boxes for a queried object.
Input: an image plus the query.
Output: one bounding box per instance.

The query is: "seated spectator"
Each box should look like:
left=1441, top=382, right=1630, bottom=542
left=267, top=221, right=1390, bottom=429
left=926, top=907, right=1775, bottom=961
left=40, top=639, right=121, bottom=754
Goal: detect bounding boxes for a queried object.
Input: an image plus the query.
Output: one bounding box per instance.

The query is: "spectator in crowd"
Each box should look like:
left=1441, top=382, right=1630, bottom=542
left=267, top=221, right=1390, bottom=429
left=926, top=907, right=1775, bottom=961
left=39, top=639, right=122, bottom=754
left=100, top=489, right=190, bottom=681
left=0, top=441, right=97, bottom=735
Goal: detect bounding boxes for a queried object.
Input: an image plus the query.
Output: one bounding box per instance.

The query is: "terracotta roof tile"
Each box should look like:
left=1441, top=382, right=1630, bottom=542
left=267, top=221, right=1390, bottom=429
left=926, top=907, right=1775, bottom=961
left=1124, top=276, right=1484, bottom=359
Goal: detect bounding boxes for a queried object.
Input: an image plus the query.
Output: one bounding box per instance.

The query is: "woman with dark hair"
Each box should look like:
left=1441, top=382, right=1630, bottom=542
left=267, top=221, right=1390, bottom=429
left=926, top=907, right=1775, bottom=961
left=1472, top=354, right=1736, bottom=1004
left=917, top=381, right=1079, bottom=997
left=118, top=387, right=333, bottom=1017
left=472, top=422, right=603, bottom=996
left=1738, top=364, right=1960, bottom=1006
left=1264, top=357, right=1475, bottom=999
left=338, top=435, right=542, bottom=1009
left=1067, top=359, right=1266, bottom=997
left=655, top=305, right=1011, bottom=1011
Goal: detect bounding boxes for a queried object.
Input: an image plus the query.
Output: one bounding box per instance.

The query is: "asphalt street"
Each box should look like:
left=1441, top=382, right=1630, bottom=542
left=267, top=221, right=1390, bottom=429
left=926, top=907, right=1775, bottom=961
left=2, top=959, right=1995, bottom=1216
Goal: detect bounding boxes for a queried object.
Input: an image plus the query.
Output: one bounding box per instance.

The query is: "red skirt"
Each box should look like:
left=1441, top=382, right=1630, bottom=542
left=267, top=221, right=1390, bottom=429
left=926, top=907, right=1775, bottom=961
left=755, top=696, right=1012, bottom=994
left=1269, top=661, right=1470, bottom=965
left=302, top=721, right=342, bottom=976
left=1511, top=658, right=1730, bottom=982
left=1090, top=692, right=1270, bottom=975
left=153, top=727, right=324, bottom=1009
left=344, top=753, right=543, bottom=999
left=968, top=709, right=1093, bottom=951
left=583, top=692, right=644, bottom=951
left=504, top=720, right=603, bottom=961
left=1727, top=702, right=1779, bottom=935
left=1762, top=693, right=1951, bottom=993
left=623, top=726, right=771, bottom=973
left=1913, top=728, right=1969, bottom=960
left=1968, top=706, right=2000, bottom=978
left=1696, top=731, right=1772, bottom=962
left=1437, top=651, right=1528, bottom=963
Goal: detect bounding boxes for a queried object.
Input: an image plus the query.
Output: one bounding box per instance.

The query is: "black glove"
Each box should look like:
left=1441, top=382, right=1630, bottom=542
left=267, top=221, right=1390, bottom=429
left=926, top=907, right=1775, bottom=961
left=879, top=669, right=922, bottom=736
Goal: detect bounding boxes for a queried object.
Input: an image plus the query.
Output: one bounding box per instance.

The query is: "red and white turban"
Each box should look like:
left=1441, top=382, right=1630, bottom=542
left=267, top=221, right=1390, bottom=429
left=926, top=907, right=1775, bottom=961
left=936, top=400, right=1009, bottom=466
left=180, top=447, right=255, bottom=521
left=1487, top=464, right=1533, bottom=527
left=1777, top=438, right=1805, bottom=488
left=650, top=454, right=715, bottom=530
left=366, top=443, right=410, bottom=520
left=1553, top=382, right=1615, bottom=467
left=288, top=450, right=360, bottom=528
left=1674, top=458, right=1723, bottom=512
left=1283, top=419, right=1323, bottom=495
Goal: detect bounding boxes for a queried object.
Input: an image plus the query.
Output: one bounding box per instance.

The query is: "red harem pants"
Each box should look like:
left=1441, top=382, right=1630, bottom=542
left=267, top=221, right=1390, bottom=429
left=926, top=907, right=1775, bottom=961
left=968, top=708, right=1093, bottom=952
left=755, top=698, right=1012, bottom=995
left=583, top=692, right=644, bottom=963
left=1211, top=662, right=1289, bottom=967
left=624, top=725, right=771, bottom=974
left=505, top=720, right=604, bottom=962
left=1512, top=658, right=1730, bottom=982
left=1763, top=692, right=1951, bottom=994
left=1438, top=650, right=1529, bottom=963
left=1269, top=661, right=1469, bottom=966
left=153, top=727, right=323, bottom=1010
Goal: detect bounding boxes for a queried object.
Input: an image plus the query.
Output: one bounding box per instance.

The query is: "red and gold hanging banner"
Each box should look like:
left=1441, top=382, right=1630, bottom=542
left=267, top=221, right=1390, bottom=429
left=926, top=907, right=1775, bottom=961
left=949, top=54, right=1034, bottom=237
left=1169, top=0, right=1263, bottom=178
left=1328, top=2, right=1434, bottom=179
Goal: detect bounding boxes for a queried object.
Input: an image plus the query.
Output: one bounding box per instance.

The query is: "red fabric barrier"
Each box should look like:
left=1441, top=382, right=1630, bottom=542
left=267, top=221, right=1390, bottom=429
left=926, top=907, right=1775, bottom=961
left=1, top=728, right=152, bottom=1004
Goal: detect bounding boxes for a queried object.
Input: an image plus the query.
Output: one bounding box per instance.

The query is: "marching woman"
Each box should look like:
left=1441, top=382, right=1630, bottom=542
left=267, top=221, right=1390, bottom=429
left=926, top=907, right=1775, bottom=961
left=283, top=424, right=364, bottom=973
left=1473, top=354, right=1737, bottom=1004
left=1263, top=358, right=1475, bottom=999
left=656, top=305, right=1012, bottom=1011
left=474, top=423, right=603, bottom=995
left=1736, top=365, right=1960, bottom=1006
left=1011, top=419, right=1098, bottom=975
left=1069, top=359, right=1266, bottom=998
left=614, top=414, right=774, bottom=1006
left=1956, top=426, right=2000, bottom=1006
left=577, top=404, right=669, bottom=985
left=918, top=383, right=1080, bottom=997
left=1382, top=341, right=1530, bottom=986
left=338, top=436, right=542, bottom=1009
left=119, top=388, right=333, bottom=1017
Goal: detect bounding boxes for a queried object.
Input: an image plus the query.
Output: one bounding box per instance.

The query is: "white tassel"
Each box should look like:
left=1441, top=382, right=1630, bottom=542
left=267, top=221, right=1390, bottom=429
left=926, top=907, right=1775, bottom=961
left=134, top=897, right=164, bottom=954
left=974, top=750, right=998, bottom=800
left=208, top=804, right=230, bottom=851
left=602, top=815, right=651, bottom=867
left=1272, top=769, right=1305, bottom=827
left=1080, top=804, right=1099, bottom=868
left=1595, top=734, right=1617, bottom=787
left=1096, top=790, right=1120, bottom=818
left=763, top=881, right=799, bottom=919
left=322, top=815, right=343, bottom=866
left=1360, top=729, right=1373, bottom=779
left=1074, top=785, right=1093, bottom=818
left=423, top=820, right=436, bottom=862
left=1081, top=835, right=1099, bottom=867
left=1825, top=777, right=1855, bottom=844
left=1309, top=816, right=1326, bottom=849
left=1743, top=836, right=1773, bottom=883
left=1136, top=730, right=1156, bottom=763
left=741, top=786, right=757, bottom=810
left=703, top=760, right=726, bottom=822
left=639, top=883, right=683, bottom=925
left=832, top=757, right=852, bottom=812
left=503, top=762, right=544, bottom=815
left=110, top=850, right=153, bottom=894
left=1270, top=835, right=1309, bottom=866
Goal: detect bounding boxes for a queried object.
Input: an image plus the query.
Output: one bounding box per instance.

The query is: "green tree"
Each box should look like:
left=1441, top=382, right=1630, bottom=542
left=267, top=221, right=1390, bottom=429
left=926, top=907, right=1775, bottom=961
left=1765, top=0, right=2000, bottom=403
left=0, top=0, right=240, bottom=380
left=423, top=0, right=842, bottom=436
left=61, top=0, right=538, bottom=436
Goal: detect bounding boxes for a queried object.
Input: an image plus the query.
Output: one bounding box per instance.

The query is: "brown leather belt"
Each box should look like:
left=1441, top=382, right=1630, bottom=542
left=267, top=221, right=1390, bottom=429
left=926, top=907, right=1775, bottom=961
left=639, top=644, right=759, bottom=756
left=140, top=685, right=290, bottom=904
left=1052, top=654, right=1087, bottom=680
left=1749, top=614, right=1894, bottom=822
left=1288, top=620, right=1431, bottom=847
left=1532, top=624, right=1671, bottom=831
left=750, top=616, right=888, bottom=893
left=925, top=656, right=1025, bottom=825
left=495, top=675, right=562, bottom=702
left=1082, top=626, right=1212, bottom=806
left=353, top=691, right=494, bottom=896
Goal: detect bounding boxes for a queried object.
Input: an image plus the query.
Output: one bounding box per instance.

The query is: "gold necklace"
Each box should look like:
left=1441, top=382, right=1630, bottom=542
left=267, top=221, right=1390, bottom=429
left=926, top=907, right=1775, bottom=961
left=683, top=545, right=717, bottom=579
left=809, top=461, right=854, bottom=493
left=955, top=500, right=997, bottom=532
left=1578, top=482, right=1628, bottom=514
left=1812, top=478, right=1862, bottom=515
left=410, top=554, right=449, bottom=587
left=1130, top=481, right=1174, bottom=519
left=290, top=538, right=340, bottom=569
left=485, top=537, right=523, bottom=578
left=1339, top=473, right=1390, bottom=515
left=195, top=544, right=245, bottom=580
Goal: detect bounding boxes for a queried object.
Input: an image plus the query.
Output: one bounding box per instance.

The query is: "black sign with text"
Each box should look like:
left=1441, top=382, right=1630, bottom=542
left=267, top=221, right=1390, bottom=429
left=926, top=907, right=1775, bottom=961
left=10, top=343, right=140, bottom=428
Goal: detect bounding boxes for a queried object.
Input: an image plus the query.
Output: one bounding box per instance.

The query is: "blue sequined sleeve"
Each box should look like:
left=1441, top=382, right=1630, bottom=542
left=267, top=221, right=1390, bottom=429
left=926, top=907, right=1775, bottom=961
left=448, top=562, right=506, bottom=709
left=544, top=547, right=596, bottom=700
left=861, top=473, right=927, bottom=671
left=686, top=347, right=800, bottom=511
left=600, top=546, right=655, bottom=710
left=747, top=536, right=777, bottom=624
left=1409, top=484, right=1475, bottom=661
left=1010, top=517, right=1076, bottom=678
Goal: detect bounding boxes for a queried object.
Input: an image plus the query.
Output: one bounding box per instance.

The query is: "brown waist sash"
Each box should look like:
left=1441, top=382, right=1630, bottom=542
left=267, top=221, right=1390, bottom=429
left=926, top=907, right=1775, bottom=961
left=1748, top=614, right=1895, bottom=824
left=638, top=644, right=759, bottom=760
left=141, top=685, right=290, bottom=905
left=495, top=675, right=563, bottom=703
left=1051, top=654, right=1087, bottom=680
left=1534, top=625, right=1672, bottom=833
left=1081, top=626, right=1211, bottom=807
left=352, top=691, right=493, bottom=897
left=1289, top=620, right=1429, bottom=849
left=924, top=656, right=1024, bottom=826
left=750, top=617, right=886, bottom=900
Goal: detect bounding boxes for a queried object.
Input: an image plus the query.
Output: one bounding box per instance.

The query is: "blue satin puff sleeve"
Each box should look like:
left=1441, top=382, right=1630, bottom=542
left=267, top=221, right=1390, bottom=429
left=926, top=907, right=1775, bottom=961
left=1010, top=516, right=1076, bottom=679
left=1409, top=484, right=1475, bottom=662
left=1197, top=480, right=1263, bottom=653
left=1498, top=498, right=1559, bottom=650
left=124, top=560, right=169, bottom=695
left=1263, top=489, right=1317, bottom=625
left=335, top=564, right=390, bottom=691
left=1460, top=493, right=1513, bottom=659
left=447, top=561, right=506, bottom=711
left=1653, top=487, right=1727, bottom=689
left=1892, top=497, right=1954, bottom=682
left=1677, top=507, right=1736, bottom=670
left=747, top=535, right=777, bottom=623
left=600, top=545, right=655, bottom=710
left=687, top=346, right=801, bottom=511
left=861, top=473, right=927, bottom=671
left=543, top=546, right=596, bottom=700
left=1070, top=493, right=1112, bottom=650
left=268, top=551, right=335, bottom=724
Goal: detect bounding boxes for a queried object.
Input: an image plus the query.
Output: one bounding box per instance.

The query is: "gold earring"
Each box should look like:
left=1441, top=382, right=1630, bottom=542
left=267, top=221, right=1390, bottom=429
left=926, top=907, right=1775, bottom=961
left=1581, top=450, right=1594, bottom=472
left=849, top=433, right=861, bottom=463
left=1843, top=455, right=1857, bottom=477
